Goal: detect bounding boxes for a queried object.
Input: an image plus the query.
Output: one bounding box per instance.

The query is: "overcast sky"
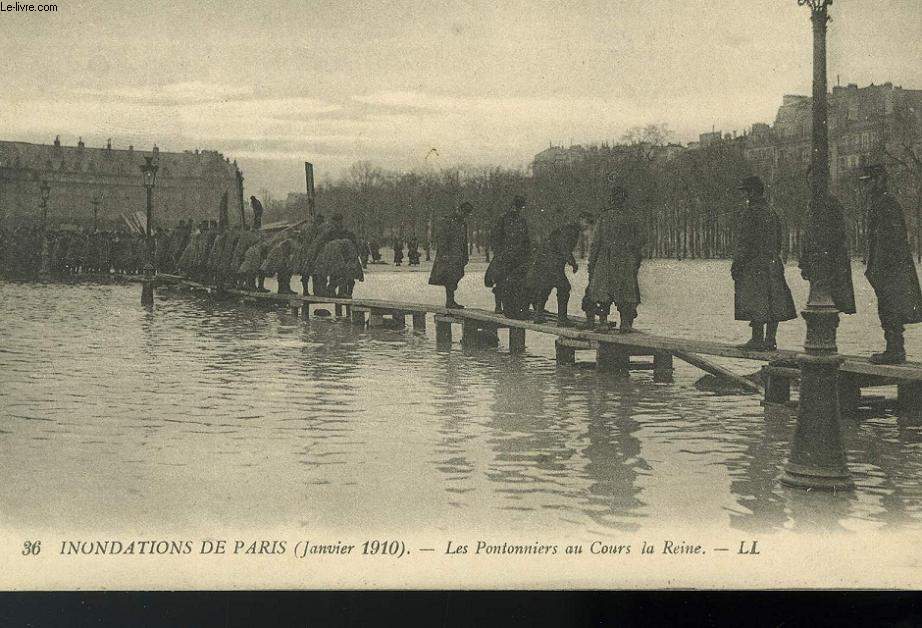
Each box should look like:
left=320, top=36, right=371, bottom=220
left=1, top=0, right=920, bottom=195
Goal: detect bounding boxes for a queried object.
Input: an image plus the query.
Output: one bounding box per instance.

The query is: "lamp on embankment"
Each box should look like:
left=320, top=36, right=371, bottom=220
left=780, top=0, right=853, bottom=491
left=92, top=190, right=104, bottom=233
left=140, top=155, right=158, bottom=305
left=39, top=180, right=51, bottom=231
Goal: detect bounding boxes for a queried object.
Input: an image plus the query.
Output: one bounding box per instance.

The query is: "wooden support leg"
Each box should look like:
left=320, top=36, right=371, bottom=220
left=369, top=309, right=386, bottom=328
left=509, top=327, right=526, bottom=354
left=898, top=382, right=922, bottom=419
left=335, top=303, right=344, bottom=317
left=461, top=320, right=481, bottom=347
left=392, top=312, right=406, bottom=328
left=412, top=313, right=426, bottom=330
left=597, top=343, right=629, bottom=375
left=289, top=300, right=300, bottom=316
left=763, top=366, right=791, bottom=405
left=350, top=309, right=366, bottom=326
left=301, top=303, right=310, bottom=319
left=653, top=351, right=674, bottom=383
left=436, top=320, right=452, bottom=349
left=555, top=339, right=576, bottom=366
left=837, top=373, right=860, bottom=419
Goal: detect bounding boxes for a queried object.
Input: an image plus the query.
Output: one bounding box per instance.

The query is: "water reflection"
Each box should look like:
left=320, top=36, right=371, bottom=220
left=3, top=269, right=922, bottom=536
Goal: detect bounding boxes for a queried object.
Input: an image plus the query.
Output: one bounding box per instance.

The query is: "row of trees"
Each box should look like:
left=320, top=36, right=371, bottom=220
left=263, top=123, right=922, bottom=261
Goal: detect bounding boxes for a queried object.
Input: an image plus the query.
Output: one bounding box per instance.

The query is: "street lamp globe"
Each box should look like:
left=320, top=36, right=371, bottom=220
left=140, top=156, right=159, bottom=189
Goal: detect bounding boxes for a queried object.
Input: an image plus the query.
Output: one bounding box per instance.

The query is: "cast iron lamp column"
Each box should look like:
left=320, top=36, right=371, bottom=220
left=140, top=156, right=158, bottom=305
left=38, top=180, right=51, bottom=274
left=781, top=0, right=853, bottom=491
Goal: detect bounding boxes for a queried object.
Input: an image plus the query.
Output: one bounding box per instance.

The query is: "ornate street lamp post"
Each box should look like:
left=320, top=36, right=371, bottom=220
left=780, top=0, right=853, bottom=491
left=139, top=156, right=158, bottom=305
left=92, top=190, right=104, bottom=233
left=38, top=180, right=52, bottom=274
left=39, top=180, right=51, bottom=231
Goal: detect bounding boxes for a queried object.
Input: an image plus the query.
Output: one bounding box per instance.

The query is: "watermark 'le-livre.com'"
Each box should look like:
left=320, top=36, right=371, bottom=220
left=1, top=2, right=58, bottom=12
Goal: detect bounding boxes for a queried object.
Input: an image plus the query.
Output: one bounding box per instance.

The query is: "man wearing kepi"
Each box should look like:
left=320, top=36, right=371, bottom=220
left=429, top=201, right=472, bottom=309
left=484, top=194, right=530, bottom=314
left=585, top=185, right=644, bottom=333
left=529, top=211, right=594, bottom=327
left=861, top=163, right=922, bottom=364
left=732, top=175, right=796, bottom=350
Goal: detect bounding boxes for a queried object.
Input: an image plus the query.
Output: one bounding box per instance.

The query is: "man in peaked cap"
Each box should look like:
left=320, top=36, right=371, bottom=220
left=731, top=175, right=797, bottom=350
left=485, top=194, right=531, bottom=316
left=584, top=185, right=644, bottom=332
left=860, top=163, right=922, bottom=364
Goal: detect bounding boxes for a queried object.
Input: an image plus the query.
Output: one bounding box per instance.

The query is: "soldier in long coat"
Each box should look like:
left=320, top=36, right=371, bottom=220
left=484, top=194, right=531, bottom=314
left=586, top=186, right=644, bottom=332
left=529, top=212, right=593, bottom=326
left=861, top=164, right=922, bottom=364
left=238, top=237, right=269, bottom=291
left=799, top=193, right=856, bottom=315
left=428, top=202, right=472, bottom=308
left=293, top=215, right=326, bottom=295
left=231, top=226, right=261, bottom=289
left=731, top=175, right=797, bottom=350
left=262, top=236, right=296, bottom=294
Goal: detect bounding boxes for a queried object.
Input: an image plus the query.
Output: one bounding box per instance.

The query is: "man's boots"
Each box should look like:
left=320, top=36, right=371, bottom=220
left=557, top=293, right=574, bottom=327
left=278, top=273, right=295, bottom=295
left=493, top=292, right=503, bottom=315
left=764, top=322, right=779, bottom=351
left=738, top=323, right=766, bottom=350
left=446, top=287, right=463, bottom=309
left=256, top=273, right=269, bottom=293
left=870, top=327, right=907, bottom=364
left=618, top=305, right=636, bottom=334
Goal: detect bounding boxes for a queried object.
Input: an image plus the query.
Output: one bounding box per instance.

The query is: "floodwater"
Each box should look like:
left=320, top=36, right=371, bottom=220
left=2, top=259, right=922, bottom=539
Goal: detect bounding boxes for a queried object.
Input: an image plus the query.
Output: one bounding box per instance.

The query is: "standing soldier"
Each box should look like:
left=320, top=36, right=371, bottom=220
left=731, top=175, right=797, bottom=350
left=585, top=186, right=644, bottom=332
left=529, top=212, right=594, bottom=326
left=293, top=215, right=326, bottom=295
left=860, top=164, right=922, bottom=364
left=799, top=192, right=856, bottom=316
left=429, top=201, right=472, bottom=309
left=393, top=236, right=404, bottom=266
left=263, top=236, right=296, bottom=294
left=250, top=196, right=264, bottom=230
left=484, top=194, right=531, bottom=314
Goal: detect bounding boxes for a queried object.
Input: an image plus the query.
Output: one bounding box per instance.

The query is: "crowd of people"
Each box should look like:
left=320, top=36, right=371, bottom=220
left=2, top=164, right=919, bottom=365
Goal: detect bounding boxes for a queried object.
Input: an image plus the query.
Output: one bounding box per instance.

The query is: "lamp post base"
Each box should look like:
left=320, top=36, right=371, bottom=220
left=141, top=264, right=155, bottom=306
left=780, top=308, right=854, bottom=491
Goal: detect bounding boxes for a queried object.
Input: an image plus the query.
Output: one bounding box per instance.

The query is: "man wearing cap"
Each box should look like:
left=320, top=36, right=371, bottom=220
left=429, top=201, right=473, bottom=309
left=485, top=194, right=531, bottom=315
left=585, top=186, right=644, bottom=332
left=529, top=211, right=594, bottom=327
left=861, top=164, right=922, bottom=364
left=731, top=175, right=797, bottom=350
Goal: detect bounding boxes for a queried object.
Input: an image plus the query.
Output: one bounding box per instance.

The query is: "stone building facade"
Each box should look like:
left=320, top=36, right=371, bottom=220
left=0, top=137, right=244, bottom=229
left=743, top=83, right=922, bottom=185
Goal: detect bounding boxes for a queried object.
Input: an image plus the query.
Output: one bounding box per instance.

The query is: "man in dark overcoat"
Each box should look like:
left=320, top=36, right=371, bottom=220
left=428, top=201, right=472, bottom=308
left=861, top=164, right=922, bottom=364
left=529, top=212, right=593, bottom=326
left=585, top=186, right=644, bottom=332
left=731, top=175, right=797, bottom=350
left=484, top=194, right=531, bottom=314
left=799, top=192, right=856, bottom=315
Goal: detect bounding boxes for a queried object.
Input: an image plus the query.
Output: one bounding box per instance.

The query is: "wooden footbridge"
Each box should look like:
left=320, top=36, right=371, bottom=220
left=154, top=274, right=922, bottom=420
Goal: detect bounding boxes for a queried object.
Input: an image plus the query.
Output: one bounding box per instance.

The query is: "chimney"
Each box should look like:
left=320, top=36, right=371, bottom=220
left=106, top=138, right=112, bottom=152
left=77, top=137, right=84, bottom=149
left=128, top=145, right=134, bottom=153
left=53, top=135, right=61, bottom=147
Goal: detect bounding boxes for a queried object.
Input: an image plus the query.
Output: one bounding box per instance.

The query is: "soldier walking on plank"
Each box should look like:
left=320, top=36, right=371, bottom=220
left=529, top=211, right=594, bottom=327
left=731, top=175, right=796, bottom=350
left=585, top=185, right=644, bottom=333
left=485, top=194, right=530, bottom=315
left=429, top=201, right=473, bottom=309
left=860, top=163, right=922, bottom=364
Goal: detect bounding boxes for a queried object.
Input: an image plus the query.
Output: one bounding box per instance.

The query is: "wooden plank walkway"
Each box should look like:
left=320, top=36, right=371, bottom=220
left=155, top=274, right=922, bottom=415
